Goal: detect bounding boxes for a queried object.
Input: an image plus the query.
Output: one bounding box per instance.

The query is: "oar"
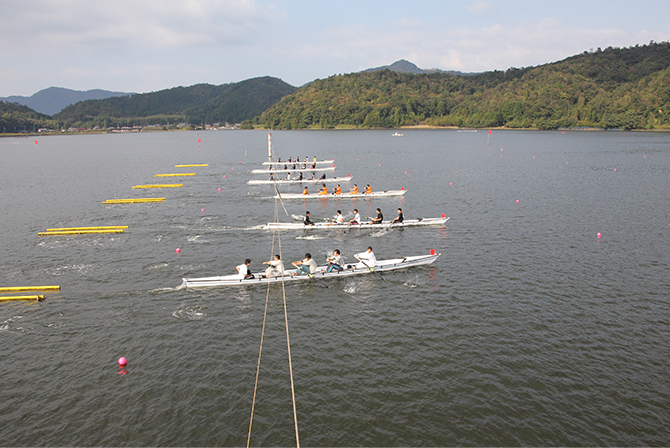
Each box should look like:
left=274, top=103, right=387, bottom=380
left=293, top=265, right=330, bottom=288
left=383, top=220, right=395, bottom=233
left=354, top=256, right=390, bottom=283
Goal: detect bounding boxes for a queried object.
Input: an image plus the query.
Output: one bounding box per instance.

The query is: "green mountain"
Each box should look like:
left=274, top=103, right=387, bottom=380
left=54, top=76, right=296, bottom=128
left=257, top=42, right=670, bottom=130
left=0, top=101, right=58, bottom=133
left=0, top=87, right=132, bottom=115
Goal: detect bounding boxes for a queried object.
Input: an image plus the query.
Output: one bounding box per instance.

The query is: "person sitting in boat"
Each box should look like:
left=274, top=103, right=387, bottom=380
left=263, top=255, right=284, bottom=278
left=304, top=211, right=315, bottom=225
left=309, top=172, right=316, bottom=180
left=370, top=208, right=383, bottom=224
left=318, top=172, right=326, bottom=180
left=326, top=250, right=344, bottom=272
left=302, top=163, right=307, bottom=169
left=297, top=172, right=303, bottom=181
left=390, top=208, right=404, bottom=224
left=319, top=184, right=328, bottom=195
left=349, top=208, right=360, bottom=225
left=355, top=246, right=377, bottom=269
left=236, top=259, right=254, bottom=279
left=313, top=156, right=317, bottom=163
left=286, top=172, right=291, bottom=180
left=292, top=253, right=318, bottom=276
left=311, top=163, right=317, bottom=169
left=283, top=164, right=288, bottom=170
left=296, top=156, right=300, bottom=163
left=269, top=173, right=275, bottom=180
left=287, top=157, right=292, bottom=163
left=350, top=184, right=359, bottom=194
left=364, top=184, right=372, bottom=194
left=302, top=186, right=309, bottom=196
left=334, top=184, right=342, bottom=195
left=328, top=210, right=344, bottom=225
left=292, top=163, right=297, bottom=170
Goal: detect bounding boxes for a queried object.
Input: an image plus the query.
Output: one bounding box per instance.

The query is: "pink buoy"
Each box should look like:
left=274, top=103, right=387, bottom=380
left=348, top=174, right=351, bottom=177
left=378, top=164, right=381, bottom=167
left=401, top=187, right=404, bottom=190
left=176, top=248, right=181, bottom=254
left=118, top=357, right=127, bottom=366
left=223, top=175, right=226, bottom=178
left=430, top=249, right=436, bottom=256
left=218, top=188, right=221, bottom=191
left=516, top=200, right=519, bottom=203
left=404, top=171, right=407, bottom=174
left=614, top=168, right=617, bottom=172
left=231, top=167, right=234, bottom=170
left=449, top=182, right=452, bottom=186
left=239, top=161, right=241, bottom=164
left=201, top=208, right=205, bottom=213
left=597, top=233, right=601, bottom=239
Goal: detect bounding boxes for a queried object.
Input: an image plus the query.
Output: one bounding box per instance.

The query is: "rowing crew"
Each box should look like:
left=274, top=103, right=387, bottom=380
left=271, top=171, right=327, bottom=181
left=235, top=247, right=378, bottom=279
left=270, top=156, right=319, bottom=171
left=302, top=183, right=372, bottom=195
left=303, top=208, right=404, bottom=226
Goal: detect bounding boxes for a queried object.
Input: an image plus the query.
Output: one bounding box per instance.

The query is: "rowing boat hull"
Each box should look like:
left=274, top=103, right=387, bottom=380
left=251, top=166, right=336, bottom=174
left=262, top=217, right=449, bottom=230
left=181, top=253, right=439, bottom=288
left=275, top=190, right=407, bottom=199
left=248, top=176, right=353, bottom=185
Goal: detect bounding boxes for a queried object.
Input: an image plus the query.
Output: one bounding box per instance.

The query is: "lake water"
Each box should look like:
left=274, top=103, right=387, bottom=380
left=0, top=129, right=668, bottom=446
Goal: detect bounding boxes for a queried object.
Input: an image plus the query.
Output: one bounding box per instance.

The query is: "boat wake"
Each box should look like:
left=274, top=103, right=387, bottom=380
left=295, top=235, right=326, bottom=240
left=172, top=304, right=206, bottom=320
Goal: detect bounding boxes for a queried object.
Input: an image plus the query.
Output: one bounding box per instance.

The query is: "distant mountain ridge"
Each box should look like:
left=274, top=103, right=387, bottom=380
left=363, top=59, right=478, bottom=76
left=0, top=87, right=132, bottom=115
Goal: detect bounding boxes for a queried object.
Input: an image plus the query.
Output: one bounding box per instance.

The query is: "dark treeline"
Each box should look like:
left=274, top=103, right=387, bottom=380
left=256, top=42, right=670, bottom=130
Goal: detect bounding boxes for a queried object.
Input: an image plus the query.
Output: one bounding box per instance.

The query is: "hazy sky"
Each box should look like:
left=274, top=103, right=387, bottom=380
left=1, top=0, right=669, bottom=96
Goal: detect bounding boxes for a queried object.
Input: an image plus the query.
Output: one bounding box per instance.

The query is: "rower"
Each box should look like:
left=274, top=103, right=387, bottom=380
left=263, top=255, right=284, bottom=278
left=309, top=172, right=316, bottom=180
left=286, top=172, right=291, bottom=180
left=318, top=172, right=326, bottom=180
left=335, top=184, right=342, bottom=195
left=370, top=208, right=383, bottom=224
left=349, top=208, right=360, bottom=224
left=326, top=249, right=344, bottom=272
left=319, top=184, right=328, bottom=195
left=391, top=208, right=404, bottom=223
left=292, top=253, right=318, bottom=276
left=287, top=157, right=292, bottom=163
left=364, top=184, right=372, bottom=194
left=328, top=210, right=344, bottom=225
left=302, top=186, right=309, bottom=196
left=297, top=172, right=303, bottom=181
left=350, top=184, right=359, bottom=194
left=355, top=246, right=377, bottom=268
left=304, top=211, right=315, bottom=225
left=313, top=156, right=317, bottom=163
left=236, top=259, right=254, bottom=279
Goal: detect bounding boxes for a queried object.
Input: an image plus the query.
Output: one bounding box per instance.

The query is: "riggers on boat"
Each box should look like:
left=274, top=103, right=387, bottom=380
left=251, top=166, right=336, bottom=174
left=262, top=217, right=449, bottom=230
left=275, top=189, right=407, bottom=199
left=181, top=253, right=440, bottom=288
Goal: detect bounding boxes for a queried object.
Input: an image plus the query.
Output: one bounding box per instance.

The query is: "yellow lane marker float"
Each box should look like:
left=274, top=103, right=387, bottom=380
left=46, top=226, right=128, bottom=232
left=155, top=173, right=196, bottom=177
left=103, top=198, right=166, bottom=204
left=132, top=184, right=183, bottom=189
left=39, top=229, right=124, bottom=236
left=0, top=295, right=45, bottom=302
left=0, top=286, right=60, bottom=292
left=175, top=164, right=208, bottom=167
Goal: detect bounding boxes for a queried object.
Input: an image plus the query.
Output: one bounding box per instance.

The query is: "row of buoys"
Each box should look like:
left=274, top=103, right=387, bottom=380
left=38, top=226, right=128, bottom=237
left=0, top=285, right=60, bottom=302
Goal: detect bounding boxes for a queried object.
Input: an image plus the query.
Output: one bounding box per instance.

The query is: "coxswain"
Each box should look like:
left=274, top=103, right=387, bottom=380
left=263, top=255, right=284, bottom=278
left=370, top=208, right=383, bottom=224
left=326, top=250, right=345, bottom=272
left=319, top=184, right=328, bottom=195
left=292, top=253, right=318, bottom=276
left=355, top=246, right=377, bottom=269
left=349, top=208, right=360, bottom=224
left=391, top=208, right=404, bottom=223
left=364, top=184, right=372, bottom=194
left=236, top=259, right=255, bottom=279
left=350, top=184, right=359, bottom=194
left=304, top=211, right=315, bottom=225
left=302, top=186, right=309, bottom=195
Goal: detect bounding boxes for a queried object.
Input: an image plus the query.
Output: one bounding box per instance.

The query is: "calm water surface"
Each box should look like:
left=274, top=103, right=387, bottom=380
left=0, top=129, right=669, bottom=446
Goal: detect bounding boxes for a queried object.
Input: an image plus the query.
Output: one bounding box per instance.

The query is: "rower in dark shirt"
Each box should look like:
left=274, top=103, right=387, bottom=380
left=371, top=208, right=383, bottom=224
left=391, top=208, right=404, bottom=223
left=304, top=211, right=315, bottom=226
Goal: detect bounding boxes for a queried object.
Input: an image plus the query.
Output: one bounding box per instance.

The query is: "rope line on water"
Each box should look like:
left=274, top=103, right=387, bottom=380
left=247, top=186, right=300, bottom=448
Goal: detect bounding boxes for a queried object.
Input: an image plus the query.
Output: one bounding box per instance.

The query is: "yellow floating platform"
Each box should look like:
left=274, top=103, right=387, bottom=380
left=103, top=198, right=166, bottom=204
left=0, top=285, right=60, bottom=292
left=132, top=184, right=183, bottom=189
left=0, top=295, right=45, bottom=302
left=39, top=229, right=124, bottom=236
left=155, top=173, right=196, bottom=177
left=175, top=164, right=208, bottom=167
left=46, top=226, right=128, bottom=232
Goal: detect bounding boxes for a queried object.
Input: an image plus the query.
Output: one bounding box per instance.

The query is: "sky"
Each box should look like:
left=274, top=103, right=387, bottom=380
left=1, top=0, right=670, bottom=97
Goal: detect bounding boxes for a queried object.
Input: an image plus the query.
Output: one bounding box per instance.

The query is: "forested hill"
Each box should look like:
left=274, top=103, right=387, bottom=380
left=257, top=42, right=670, bottom=130
left=55, top=76, right=296, bottom=127
left=0, top=101, right=55, bottom=133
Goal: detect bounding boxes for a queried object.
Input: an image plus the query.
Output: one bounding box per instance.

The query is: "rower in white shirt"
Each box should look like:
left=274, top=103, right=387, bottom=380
left=354, top=246, right=376, bottom=269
